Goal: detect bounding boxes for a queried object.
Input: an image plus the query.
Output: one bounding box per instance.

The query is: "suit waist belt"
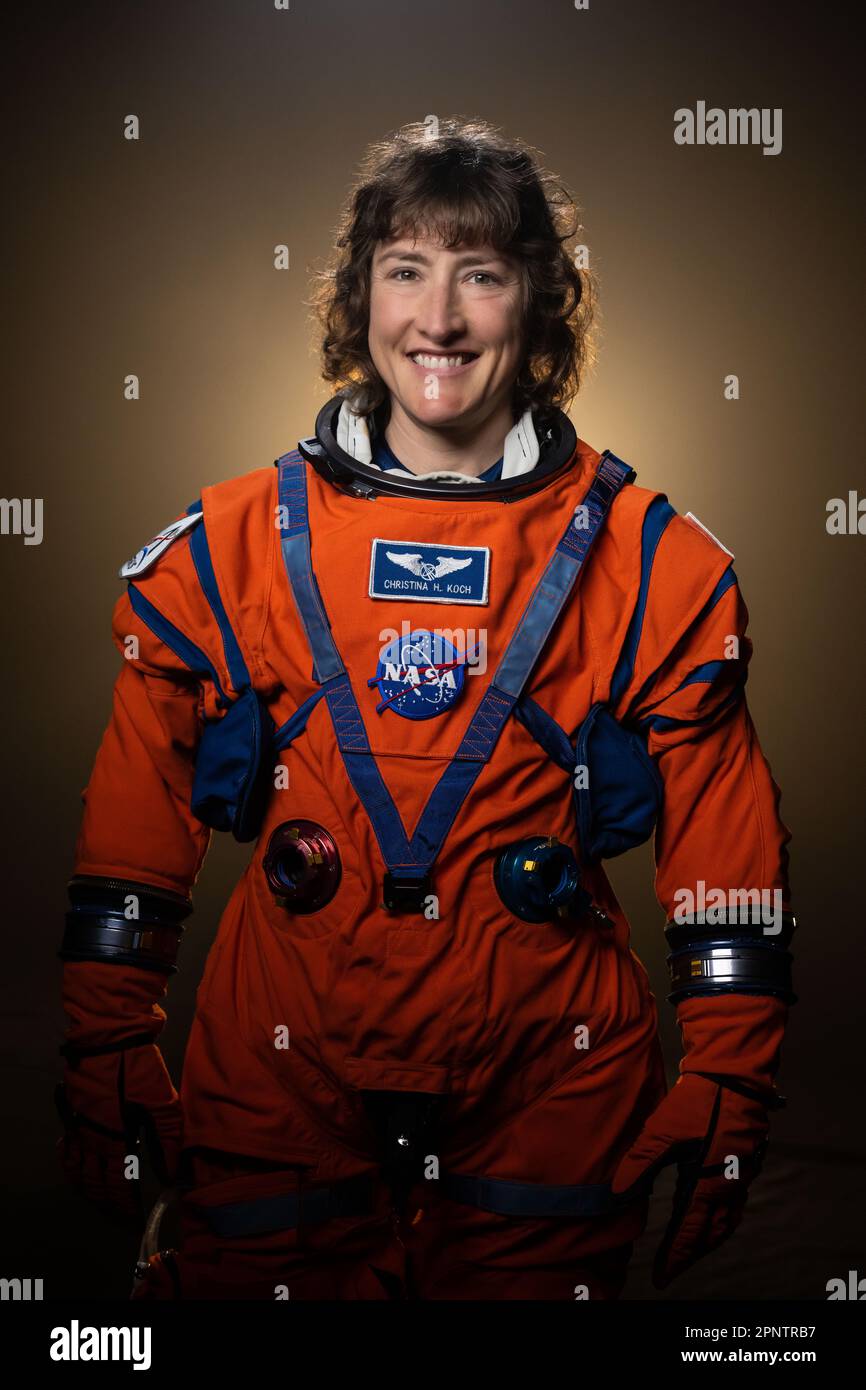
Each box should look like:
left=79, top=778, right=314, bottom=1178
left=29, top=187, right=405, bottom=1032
left=193, top=1171, right=646, bottom=1235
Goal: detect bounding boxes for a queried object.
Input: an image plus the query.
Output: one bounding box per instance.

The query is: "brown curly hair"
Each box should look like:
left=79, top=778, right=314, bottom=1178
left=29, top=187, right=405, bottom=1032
left=307, top=116, right=598, bottom=420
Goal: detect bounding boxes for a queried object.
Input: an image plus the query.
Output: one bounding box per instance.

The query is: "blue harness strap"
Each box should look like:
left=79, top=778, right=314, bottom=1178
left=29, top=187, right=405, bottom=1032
left=275, top=450, right=635, bottom=889
left=494, top=453, right=634, bottom=697
left=277, top=456, right=345, bottom=684
left=198, top=1173, right=378, bottom=1237
left=196, top=1168, right=646, bottom=1235
left=440, top=1172, right=643, bottom=1218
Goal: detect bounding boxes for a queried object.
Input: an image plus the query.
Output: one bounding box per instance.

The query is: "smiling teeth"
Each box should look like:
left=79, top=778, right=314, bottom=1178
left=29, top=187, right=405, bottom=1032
left=410, top=353, right=476, bottom=368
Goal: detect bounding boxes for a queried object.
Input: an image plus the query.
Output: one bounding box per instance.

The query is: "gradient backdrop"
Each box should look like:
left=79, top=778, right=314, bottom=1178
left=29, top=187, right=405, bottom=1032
left=2, top=0, right=863, bottom=1301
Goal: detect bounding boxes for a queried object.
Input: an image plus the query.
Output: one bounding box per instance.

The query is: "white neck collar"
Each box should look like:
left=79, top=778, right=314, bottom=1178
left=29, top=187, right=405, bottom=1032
left=335, top=399, right=541, bottom=484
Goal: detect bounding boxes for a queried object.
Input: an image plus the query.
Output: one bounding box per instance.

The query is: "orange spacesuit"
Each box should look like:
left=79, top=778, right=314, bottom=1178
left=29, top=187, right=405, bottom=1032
left=56, top=396, right=795, bottom=1300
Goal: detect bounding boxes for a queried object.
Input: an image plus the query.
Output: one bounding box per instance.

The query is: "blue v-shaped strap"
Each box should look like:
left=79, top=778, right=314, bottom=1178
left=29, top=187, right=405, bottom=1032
left=275, top=450, right=635, bottom=882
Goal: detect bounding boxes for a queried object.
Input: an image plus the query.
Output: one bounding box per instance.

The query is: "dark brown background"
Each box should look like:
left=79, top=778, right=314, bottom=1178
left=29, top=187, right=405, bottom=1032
left=2, top=0, right=863, bottom=1301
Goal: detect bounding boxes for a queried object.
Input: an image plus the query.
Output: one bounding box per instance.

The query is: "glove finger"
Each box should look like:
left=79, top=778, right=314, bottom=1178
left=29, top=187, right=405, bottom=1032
left=82, top=1143, right=137, bottom=1215
left=611, top=1077, right=721, bottom=1193
left=653, top=1180, right=716, bottom=1289
left=707, top=1186, right=748, bottom=1248
left=123, top=1045, right=179, bottom=1111
left=122, top=1049, right=183, bottom=1184
left=56, top=1130, right=86, bottom=1186
left=59, top=1132, right=116, bottom=1203
left=654, top=1175, right=751, bottom=1290
left=136, top=1102, right=183, bottom=1185
left=662, top=1195, right=744, bottom=1286
left=63, top=1128, right=144, bottom=1220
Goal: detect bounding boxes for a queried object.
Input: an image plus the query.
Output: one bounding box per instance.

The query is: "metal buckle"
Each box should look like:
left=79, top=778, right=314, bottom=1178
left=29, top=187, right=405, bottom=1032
left=382, top=872, right=434, bottom=914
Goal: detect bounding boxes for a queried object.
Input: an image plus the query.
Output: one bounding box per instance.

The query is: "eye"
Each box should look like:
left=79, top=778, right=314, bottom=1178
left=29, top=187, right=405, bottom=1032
left=387, top=268, right=501, bottom=285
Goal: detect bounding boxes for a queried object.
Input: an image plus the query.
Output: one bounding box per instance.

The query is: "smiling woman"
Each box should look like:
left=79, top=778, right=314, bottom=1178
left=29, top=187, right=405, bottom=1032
left=58, top=114, right=795, bottom=1305
left=309, top=117, right=596, bottom=477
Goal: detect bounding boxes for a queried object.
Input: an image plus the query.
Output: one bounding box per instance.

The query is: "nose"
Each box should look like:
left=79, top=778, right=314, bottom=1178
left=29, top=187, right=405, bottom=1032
left=414, top=274, right=466, bottom=343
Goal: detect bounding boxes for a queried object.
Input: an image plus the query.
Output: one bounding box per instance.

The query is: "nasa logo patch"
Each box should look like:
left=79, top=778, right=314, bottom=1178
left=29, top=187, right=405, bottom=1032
left=369, top=538, right=490, bottom=604
left=368, top=629, right=468, bottom=720
left=119, top=509, right=203, bottom=578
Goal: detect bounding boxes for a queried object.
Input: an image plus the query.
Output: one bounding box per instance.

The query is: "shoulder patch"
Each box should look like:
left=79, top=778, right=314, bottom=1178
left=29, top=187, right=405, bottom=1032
left=119, top=509, right=203, bottom=578
left=683, top=511, right=735, bottom=559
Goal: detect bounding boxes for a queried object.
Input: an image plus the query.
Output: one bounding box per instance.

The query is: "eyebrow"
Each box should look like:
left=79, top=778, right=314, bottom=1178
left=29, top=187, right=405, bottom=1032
left=377, top=249, right=510, bottom=269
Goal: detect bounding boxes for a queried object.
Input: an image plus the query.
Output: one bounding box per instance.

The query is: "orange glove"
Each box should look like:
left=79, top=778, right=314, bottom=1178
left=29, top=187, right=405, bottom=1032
left=55, top=1043, right=183, bottom=1222
left=56, top=959, right=184, bottom=1222
left=611, top=991, right=788, bottom=1289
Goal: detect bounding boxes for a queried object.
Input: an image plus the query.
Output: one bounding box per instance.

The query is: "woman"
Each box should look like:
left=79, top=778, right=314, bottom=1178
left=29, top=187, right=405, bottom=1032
left=56, top=117, right=796, bottom=1301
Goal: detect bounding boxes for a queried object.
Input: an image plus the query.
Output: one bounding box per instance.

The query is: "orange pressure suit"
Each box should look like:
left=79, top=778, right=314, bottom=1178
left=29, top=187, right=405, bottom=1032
left=56, top=398, right=796, bottom=1300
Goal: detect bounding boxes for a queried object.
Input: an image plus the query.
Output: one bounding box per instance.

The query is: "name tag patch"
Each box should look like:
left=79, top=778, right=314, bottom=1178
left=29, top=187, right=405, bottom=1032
left=369, top=538, right=490, bottom=605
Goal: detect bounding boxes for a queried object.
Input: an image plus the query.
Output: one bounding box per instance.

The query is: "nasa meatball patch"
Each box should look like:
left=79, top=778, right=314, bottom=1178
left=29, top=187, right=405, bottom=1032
left=369, top=538, right=490, bottom=604
left=370, top=629, right=468, bottom=719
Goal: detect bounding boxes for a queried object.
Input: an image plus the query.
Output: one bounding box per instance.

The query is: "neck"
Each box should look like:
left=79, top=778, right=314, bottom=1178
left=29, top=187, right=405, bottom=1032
left=382, top=398, right=517, bottom=477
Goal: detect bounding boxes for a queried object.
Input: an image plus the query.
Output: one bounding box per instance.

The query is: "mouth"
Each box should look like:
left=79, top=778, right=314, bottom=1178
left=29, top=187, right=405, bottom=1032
left=405, top=350, right=480, bottom=375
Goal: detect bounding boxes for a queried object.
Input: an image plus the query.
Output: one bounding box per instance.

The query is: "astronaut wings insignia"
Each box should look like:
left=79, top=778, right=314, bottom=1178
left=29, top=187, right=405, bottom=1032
left=370, top=538, right=490, bottom=605
left=385, top=551, right=473, bottom=582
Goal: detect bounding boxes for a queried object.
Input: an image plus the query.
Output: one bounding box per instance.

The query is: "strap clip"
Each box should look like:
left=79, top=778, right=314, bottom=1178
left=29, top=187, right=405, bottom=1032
left=383, top=872, right=434, bottom=915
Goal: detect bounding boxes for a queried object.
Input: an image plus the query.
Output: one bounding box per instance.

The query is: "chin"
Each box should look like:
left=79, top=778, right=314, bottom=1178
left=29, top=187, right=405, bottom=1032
left=399, top=393, right=477, bottom=426
left=411, top=407, right=474, bottom=432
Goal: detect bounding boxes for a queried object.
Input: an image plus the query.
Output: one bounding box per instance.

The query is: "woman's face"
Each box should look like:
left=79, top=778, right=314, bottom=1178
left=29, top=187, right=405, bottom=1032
left=368, top=232, right=525, bottom=430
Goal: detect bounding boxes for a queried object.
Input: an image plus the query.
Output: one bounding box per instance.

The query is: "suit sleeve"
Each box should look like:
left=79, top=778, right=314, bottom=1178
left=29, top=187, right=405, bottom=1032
left=71, top=587, right=214, bottom=893
left=609, top=504, right=793, bottom=1094
left=611, top=507, right=791, bottom=916
left=63, top=569, right=223, bottom=1048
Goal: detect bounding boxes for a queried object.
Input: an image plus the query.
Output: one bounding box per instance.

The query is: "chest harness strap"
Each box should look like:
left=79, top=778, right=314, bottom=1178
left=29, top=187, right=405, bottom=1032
left=275, top=449, right=635, bottom=913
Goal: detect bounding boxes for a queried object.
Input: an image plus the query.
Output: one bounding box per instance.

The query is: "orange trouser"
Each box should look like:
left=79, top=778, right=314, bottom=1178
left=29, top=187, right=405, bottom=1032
left=132, top=1146, right=648, bottom=1302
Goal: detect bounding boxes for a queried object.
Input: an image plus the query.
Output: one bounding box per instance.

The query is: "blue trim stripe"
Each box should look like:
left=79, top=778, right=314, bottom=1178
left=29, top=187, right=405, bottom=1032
left=637, top=671, right=747, bottom=733
left=697, top=564, right=738, bottom=620
left=609, top=497, right=677, bottom=707
left=273, top=688, right=327, bottom=752
left=625, top=567, right=741, bottom=721
left=187, top=502, right=250, bottom=693
left=127, top=582, right=227, bottom=704
left=513, top=695, right=576, bottom=773
left=631, top=561, right=745, bottom=717
left=676, top=660, right=728, bottom=689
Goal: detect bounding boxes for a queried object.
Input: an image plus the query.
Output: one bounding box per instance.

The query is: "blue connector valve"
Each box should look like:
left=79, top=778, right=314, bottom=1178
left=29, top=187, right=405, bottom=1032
left=493, top=836, right=593, bottom=924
